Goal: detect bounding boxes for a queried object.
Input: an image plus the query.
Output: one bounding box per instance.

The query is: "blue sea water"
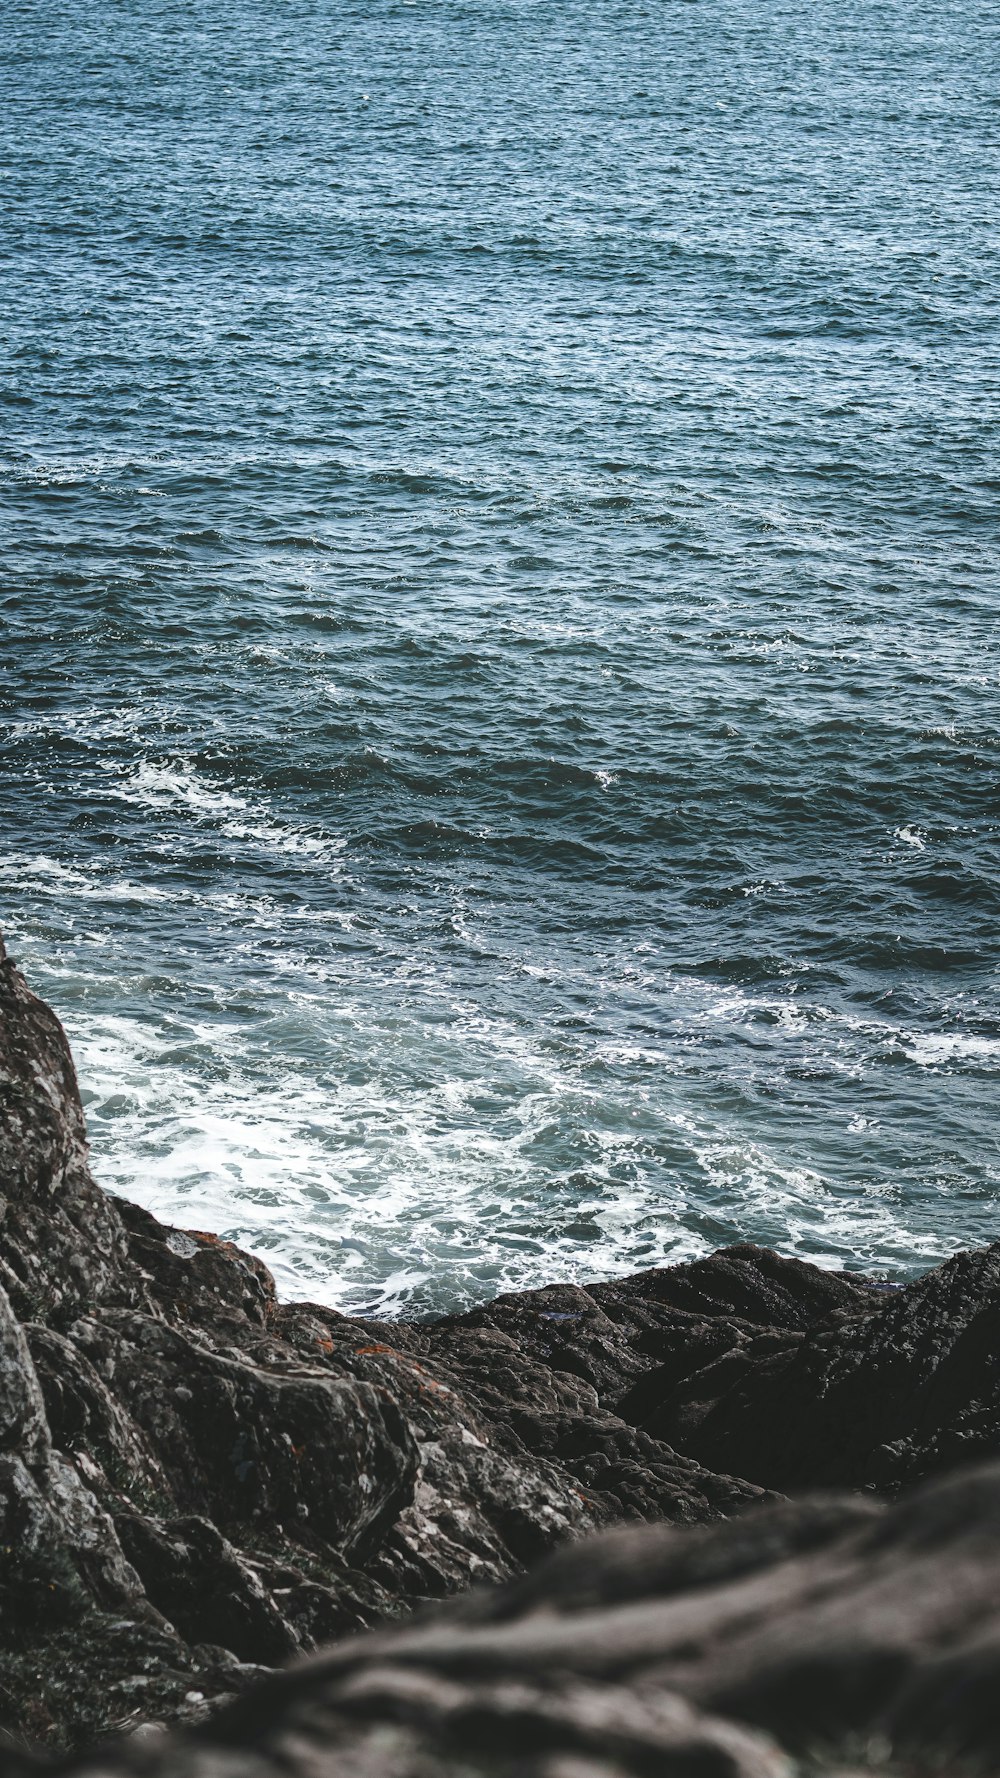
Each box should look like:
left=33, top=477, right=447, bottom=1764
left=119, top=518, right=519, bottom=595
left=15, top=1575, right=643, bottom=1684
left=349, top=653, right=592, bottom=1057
left=2, top=0, right=999, bottom=1316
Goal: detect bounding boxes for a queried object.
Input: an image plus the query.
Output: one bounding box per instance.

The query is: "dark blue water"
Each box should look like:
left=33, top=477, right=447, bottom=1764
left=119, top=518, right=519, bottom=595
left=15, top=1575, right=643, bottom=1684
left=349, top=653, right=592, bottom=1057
left=3, top=0, right=999, bottom=1315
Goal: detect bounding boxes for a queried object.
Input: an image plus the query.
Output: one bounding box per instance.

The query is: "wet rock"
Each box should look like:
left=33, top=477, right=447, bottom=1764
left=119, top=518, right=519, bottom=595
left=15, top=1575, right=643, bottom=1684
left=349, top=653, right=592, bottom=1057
left=418, top=1286, right=770, bottom=1526
left=593, top=1242, right=877, bottom=1329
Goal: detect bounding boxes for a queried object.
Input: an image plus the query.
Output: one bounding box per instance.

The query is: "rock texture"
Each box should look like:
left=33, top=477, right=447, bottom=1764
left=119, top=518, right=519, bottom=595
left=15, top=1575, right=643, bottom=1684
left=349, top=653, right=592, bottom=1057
left=18, top=1466, right=1000, bottom=1777
left=0, top=935, right=766, bottom=1752
left=3, top=934, right=1000, bottom=1774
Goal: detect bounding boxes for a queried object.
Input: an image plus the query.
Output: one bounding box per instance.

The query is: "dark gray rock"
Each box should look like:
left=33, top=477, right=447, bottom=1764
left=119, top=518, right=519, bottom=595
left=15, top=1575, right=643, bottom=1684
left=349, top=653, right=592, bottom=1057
left=0, top=936, right=762, bottom=1753
left=39, top=1461, right=1000, bottom=1778
left=0, top=941, right=134, bottom=1327
left=617, top=1240, right=1000, bottom=1494
left=5, top=930, right=1000, bottom=1774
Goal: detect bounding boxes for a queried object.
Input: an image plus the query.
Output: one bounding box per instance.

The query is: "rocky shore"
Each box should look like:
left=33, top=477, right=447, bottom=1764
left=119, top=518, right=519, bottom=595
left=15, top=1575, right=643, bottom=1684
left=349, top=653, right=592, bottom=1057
left=3, top=934, right=1000, bottom=1774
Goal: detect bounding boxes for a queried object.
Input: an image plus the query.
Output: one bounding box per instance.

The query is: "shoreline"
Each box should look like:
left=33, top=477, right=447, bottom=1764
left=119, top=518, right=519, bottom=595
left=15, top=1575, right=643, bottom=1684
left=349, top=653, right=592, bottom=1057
left=3, top=932, right=1000, bottom=1771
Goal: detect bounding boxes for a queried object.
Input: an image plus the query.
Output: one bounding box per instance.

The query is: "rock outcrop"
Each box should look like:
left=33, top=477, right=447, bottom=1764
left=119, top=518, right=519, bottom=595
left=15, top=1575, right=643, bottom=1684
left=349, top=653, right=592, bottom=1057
left=39, top=1461, right=1000, bottom=1778
left=613, top=1240, right=1000, bottom=1497
left=0, top=936, right=766, bottom=1752
left=3, top=934, right=1000, bottom=1773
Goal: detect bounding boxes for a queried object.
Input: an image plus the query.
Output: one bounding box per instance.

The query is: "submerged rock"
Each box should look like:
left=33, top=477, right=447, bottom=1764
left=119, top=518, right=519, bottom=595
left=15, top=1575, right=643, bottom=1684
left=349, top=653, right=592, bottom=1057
left=3, top=932, right=1000, bottom=1772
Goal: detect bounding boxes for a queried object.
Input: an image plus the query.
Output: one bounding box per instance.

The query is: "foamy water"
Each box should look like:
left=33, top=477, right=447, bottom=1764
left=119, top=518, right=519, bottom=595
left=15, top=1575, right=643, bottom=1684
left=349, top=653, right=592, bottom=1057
left=3, top=0, right=998, bottom=1313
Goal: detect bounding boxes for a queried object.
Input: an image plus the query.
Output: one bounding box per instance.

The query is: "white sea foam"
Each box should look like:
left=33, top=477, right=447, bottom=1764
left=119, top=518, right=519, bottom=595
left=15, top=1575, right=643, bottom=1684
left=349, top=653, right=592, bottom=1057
left=906, top=1033, right=1000, bottom=1068
left=42, top=972, right=961, bottom=1317
left=108, top=761, right=345, bottom=866
left=0, top=851, right=178, bottom=906
left=3, top=840, right=991, bottom=1317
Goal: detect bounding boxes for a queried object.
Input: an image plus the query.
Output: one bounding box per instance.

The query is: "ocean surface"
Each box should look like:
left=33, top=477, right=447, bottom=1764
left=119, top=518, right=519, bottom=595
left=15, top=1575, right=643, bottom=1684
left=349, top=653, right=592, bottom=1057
left=3, top=0, right=999, bottom=1316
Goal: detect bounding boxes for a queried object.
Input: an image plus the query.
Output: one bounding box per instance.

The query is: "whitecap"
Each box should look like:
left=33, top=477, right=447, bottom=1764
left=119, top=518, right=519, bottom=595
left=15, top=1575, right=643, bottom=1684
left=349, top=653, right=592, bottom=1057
left=906, top=1033, right=1000, bottom=1068
left=108, top=760, right=345, bottom=866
